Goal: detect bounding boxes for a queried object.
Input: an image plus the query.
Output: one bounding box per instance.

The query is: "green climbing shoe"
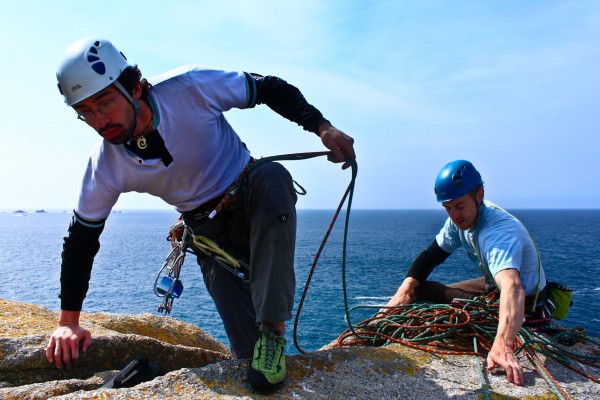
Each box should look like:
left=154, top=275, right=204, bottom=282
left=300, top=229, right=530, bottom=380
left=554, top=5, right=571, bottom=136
left=248, top=328, right=286, bottom=391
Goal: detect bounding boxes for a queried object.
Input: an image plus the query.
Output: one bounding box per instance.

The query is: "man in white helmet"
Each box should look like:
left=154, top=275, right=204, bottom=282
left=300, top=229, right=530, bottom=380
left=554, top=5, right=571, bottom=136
left=46, top=37, right=356, bottom=392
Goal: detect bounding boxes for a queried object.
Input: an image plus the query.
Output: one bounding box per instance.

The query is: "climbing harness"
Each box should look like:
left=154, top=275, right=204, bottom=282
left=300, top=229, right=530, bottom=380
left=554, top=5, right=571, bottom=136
left=206, top=152, right=324, bottom=221
left=153, top=150, right=343, bottom=314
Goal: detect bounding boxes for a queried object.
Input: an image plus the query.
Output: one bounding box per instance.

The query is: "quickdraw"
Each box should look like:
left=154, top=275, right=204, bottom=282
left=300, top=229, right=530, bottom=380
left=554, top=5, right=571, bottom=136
left=153, top=218, right=250, bottom=313
left=154, top=218, right=189, bottom=314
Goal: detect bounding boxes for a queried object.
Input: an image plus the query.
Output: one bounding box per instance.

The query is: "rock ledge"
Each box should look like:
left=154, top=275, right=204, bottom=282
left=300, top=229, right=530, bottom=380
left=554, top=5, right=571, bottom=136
left=1, top=299, right=598, bottom=399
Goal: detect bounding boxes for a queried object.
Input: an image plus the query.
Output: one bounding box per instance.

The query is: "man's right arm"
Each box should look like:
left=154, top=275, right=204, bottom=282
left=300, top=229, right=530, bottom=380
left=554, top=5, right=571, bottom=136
left=59, top=213, right=105, bottom=310
left=384, top=240, right=450, bottom=308
left=46, top=213, right=105, bottom=368
left=385, top=276, right=421, bottom=308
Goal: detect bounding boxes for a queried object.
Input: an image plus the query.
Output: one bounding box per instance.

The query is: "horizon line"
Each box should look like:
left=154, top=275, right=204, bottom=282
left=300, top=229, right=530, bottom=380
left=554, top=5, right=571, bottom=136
left=2, top=207, right=600, bottom=213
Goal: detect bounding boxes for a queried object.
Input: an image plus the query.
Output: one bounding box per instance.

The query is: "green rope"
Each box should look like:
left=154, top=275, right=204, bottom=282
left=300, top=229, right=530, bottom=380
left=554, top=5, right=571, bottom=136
left=338, top=300, right=600, bottom=390
left=339, top=296, right=502, bottom=354
left=293, top=154, right=357, bottom=354
left=519, top=333, right=570, bottom=400
left=474, top=337, right=491, bottom=400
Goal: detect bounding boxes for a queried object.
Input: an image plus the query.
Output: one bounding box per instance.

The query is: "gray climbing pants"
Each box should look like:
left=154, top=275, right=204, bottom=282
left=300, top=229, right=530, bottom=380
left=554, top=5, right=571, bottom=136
left=183, top=162, right=297, bottom=358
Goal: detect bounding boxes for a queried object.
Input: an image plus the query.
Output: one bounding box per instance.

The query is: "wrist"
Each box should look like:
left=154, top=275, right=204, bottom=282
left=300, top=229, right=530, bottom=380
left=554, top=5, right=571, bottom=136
left=317, top=120, right=332, bottom=136
left=492, top=337, right=515, bottom=352
left=58, top=310, right=81, bottom=326
left=402, top=277, right=421, bottom=289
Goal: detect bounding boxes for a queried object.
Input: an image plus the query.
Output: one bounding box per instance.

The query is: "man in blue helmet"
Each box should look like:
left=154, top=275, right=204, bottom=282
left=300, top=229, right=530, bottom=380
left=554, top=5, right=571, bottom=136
left=45, top=37, right=356, bottom=392
left=385, top=160, right=547, bottom=386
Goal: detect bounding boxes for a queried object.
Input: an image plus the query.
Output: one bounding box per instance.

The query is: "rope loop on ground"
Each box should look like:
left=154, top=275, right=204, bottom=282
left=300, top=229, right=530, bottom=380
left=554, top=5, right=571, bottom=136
left=336, top=294, right=599, bottom=396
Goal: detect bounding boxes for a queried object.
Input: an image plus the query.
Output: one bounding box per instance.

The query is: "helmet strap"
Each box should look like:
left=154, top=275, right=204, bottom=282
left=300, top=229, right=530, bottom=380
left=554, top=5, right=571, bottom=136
left=113, top=81, right=137, bottom=108
left=472, top=199, right=484, bottom=230
left=113, top=80, right=141, bottom=135
left=132, top=99, right=141, bottom=113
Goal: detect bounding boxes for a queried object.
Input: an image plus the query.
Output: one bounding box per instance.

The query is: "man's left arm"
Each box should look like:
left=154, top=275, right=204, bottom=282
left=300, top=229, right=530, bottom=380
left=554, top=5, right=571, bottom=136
left=251, top=74, right=355, bottom=169
left=488, top=268, right=525, bottom=386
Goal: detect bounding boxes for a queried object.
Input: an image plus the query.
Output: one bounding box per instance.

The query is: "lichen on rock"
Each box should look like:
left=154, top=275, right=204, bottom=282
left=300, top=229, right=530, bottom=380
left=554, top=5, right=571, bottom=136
left=1, top=298, right=598, bottom=399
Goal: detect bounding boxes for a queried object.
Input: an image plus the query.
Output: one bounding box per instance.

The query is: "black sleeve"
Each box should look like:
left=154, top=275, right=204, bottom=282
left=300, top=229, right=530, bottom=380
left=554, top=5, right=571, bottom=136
left=59, top=212, right=106, bottom=311
left=405, top=240, right=451, bottom=283
left=248, top=73, right=329, bottom=135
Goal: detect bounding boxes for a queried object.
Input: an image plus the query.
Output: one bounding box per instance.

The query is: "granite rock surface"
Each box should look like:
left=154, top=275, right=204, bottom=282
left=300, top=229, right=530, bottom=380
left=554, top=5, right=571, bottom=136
left=1, top=298, right=598, bottom=399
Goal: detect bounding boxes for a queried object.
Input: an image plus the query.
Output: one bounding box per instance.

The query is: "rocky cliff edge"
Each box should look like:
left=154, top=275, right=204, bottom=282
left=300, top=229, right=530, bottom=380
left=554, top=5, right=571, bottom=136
left=1, top=298, right=598, bottom=399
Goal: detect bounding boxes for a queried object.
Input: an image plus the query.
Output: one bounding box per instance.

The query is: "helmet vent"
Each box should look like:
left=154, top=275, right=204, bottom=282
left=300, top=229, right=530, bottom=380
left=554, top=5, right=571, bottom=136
left=86, top=45, right=106, bottom=75
left=453, top=167, right=465, bottom=188
left=91, top=61, right=106, bottom=75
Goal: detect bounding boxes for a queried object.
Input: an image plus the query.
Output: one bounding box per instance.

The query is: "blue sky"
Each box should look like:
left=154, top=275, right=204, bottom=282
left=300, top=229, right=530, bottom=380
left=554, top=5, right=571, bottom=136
left=0, top=0, right=598, bottom=210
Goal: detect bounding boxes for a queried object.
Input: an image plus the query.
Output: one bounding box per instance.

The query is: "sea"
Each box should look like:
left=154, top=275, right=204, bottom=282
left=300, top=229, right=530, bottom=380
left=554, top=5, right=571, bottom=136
left=0, top=209, right=598, bottom=355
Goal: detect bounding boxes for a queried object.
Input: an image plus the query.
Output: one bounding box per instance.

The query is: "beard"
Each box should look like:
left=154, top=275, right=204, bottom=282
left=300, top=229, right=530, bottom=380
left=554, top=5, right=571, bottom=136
left=99, top=118, right=136, bottom=145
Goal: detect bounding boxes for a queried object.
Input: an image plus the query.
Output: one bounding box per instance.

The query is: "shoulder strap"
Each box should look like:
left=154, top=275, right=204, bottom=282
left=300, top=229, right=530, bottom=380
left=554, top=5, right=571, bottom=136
left=478, top=202, right=543, bottom=312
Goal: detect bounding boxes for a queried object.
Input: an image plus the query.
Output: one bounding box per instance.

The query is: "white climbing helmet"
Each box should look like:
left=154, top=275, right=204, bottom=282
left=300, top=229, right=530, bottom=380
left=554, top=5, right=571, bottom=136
left=56, top=37, right=130, bottom=106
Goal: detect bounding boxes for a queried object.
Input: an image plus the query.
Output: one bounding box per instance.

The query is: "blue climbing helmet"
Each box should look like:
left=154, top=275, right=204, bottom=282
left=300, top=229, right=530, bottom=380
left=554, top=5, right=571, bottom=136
left=434, top=160, right=484, bottom=202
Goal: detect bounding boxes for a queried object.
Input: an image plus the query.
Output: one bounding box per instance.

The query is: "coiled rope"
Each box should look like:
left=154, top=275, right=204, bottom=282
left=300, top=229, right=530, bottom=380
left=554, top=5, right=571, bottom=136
left=519, top=333, right=572, bottom=400
left=337, top=294, right=501, bottom=356
left=334, top=295, right=599, bottom=398
left=473, top=337, right=491, bottom=400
